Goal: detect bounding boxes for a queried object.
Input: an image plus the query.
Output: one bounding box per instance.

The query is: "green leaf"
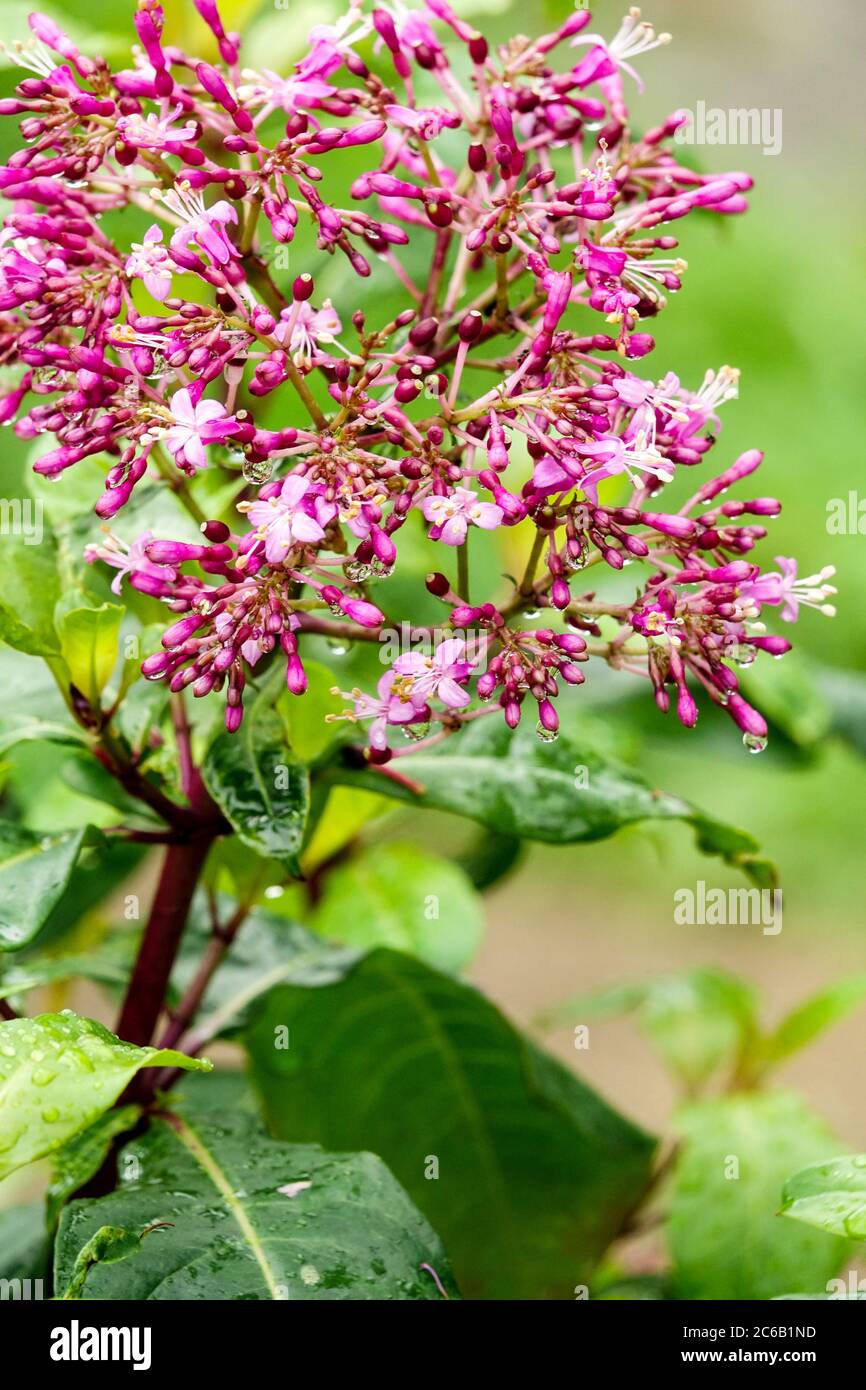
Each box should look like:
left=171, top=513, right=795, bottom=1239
left=0, top=717, right=89, bottom=760
left=0, top=1202, right=48, bottom=1285
left=0, top=823, right=89, bottom=951
left=0, top=528, right=61, bottom=656
left=54, top=1073, right=459, bottom=1300
left=329, top=719, right=775, bottom=886
left=310, top=842, right=484, bottom=973
left=0, top=1012, right=210, bottom=1181
left=668, top=1093, right=851, bottom=1299
left=276, top=658, right=344, bottom=761
left=245, top=948, right=656, bottom=1299
left=171, top=895, right=361, bottom=1045
left=781, top=1155, right=866, bottom=1239
left=47, top=1105, right=143, bottom=1228
left=54, top=596, right=123, bottom=708
left=0, top=950, right=132, bottom=1003
left=751, top=974, right=866, bottom=1080
left=202, top=708, right=310, bottom=873
left=539, top=969, right=759, bottom=1093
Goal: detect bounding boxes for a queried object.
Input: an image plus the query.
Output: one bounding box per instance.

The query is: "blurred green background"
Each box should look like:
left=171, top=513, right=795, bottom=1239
left=0, top=0, right=863, bottom=1161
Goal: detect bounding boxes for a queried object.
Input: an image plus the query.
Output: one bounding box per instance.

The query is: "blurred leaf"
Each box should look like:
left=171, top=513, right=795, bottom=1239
left=819, top=664, right=866, bottom=758
left=246, top=948, right=656, bottom=1300
left=781, top=1155, right=866, bottom=1239
left=456, top=828, right=523, bottom=891
left=740, top=653, right=831, bottom=750
left=0, top=529, right=61, bottom=656
left=0, top=1012, right=210, bottom=1181
left=0, top=1201, right=48, bottom=1284
left=0, top=822, right=89, bottom=952
left=55, top=1073, right=458, bottom=1300
left=310, top=841, right=484, bottom=972
left=669, top=1093, right=850, bottom=1299
left=0, top=948, right=132, bottom=1003
left=330, top=719, right=776, bottom=886
left=54, top=595, right=123, bottom=709
left=202, top=709, right=310, bottom=874
left=0, top=717, right=88, bottom=759
left=750, top=974, right=866, bottom=1080
left=301, top=785, right=389, bottom=873
left=540, top=969, right=759, bottom=1093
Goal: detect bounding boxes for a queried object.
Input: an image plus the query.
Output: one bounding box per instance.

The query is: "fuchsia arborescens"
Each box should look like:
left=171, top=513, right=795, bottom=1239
left=0, top=0, right=836, bottom=760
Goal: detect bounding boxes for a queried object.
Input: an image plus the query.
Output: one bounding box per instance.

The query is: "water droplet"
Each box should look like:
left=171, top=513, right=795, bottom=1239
left=743, top=732, right=768, bottom=755
left=41, top=1107, right=60, bottom=1123
left=402, top=721, right=431, bottom=742
left=0, top=924, right=23, bottom=945
left=326, top=637, right=349, bottom=656
left=344, top=560, right=373, bottom=583
left=32, top=1067, right=56, bottom=1086
left=242, top=456, right=273, bottom=485
left=536, top=721, right=559, bottom=743
left=523, top=607, right=541, bottom=620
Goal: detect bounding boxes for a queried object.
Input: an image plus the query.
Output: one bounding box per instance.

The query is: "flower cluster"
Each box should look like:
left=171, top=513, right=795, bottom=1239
left=0, top=1, right=835, bottom=757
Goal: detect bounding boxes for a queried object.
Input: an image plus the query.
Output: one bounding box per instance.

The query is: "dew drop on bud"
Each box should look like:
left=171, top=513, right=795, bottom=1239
left=536, top=721, right=559, bottom=743
left=743, top=732, right=768, bottom=754
left=326, top=637, right=349, bottom=656
left=242, top=456, right=273, bottom=484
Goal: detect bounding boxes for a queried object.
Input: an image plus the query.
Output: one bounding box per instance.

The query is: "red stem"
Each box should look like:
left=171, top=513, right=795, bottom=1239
left=115, top=831, right=216, bottom=1049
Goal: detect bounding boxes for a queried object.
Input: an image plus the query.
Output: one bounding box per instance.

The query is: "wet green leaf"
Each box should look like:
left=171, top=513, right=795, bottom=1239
left=0, top=822, right=89, bottom=952
left=781, top=1154, right=866, bottom=1239
left=55, top=1074, right=458, bottom=1300
left=0, top=1012, right=210, bottom=1181
left=202, top=709, right=310, bottom=873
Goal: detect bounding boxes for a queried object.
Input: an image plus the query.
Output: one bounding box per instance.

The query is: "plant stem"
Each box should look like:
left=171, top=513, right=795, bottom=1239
left=116, top=831, right=216, bottom=1049
left=456, top=539, right=470, bottom=601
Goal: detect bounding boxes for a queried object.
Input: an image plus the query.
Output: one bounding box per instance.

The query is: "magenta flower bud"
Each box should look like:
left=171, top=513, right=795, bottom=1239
left=201, top=520, right=231, bottom=543
left=225, top=704, right=243, bottom=732
left=141, top=651, right=174, bottom=678
left=559, top=663, right=585, bottom=685
left=292, top=273, right=314, bottom=302
left=458, top=310, right=483, bottom=344
left=476, top=672, right=498, bottom=699
left=551, top=578, right=571, bottom=610
left=676, top=685, right=699, bottom=728
left=504, top=699, right=522, bottom=729
left=554, top=633, right=587, bottom=656
left=750, top=635, right=792, bottom=656
left=426, top=571, right=450, bottom=597
left=371, top=526, right=397, bottom=567
left=162, top=615, right=205, bottom=649
left=727, top=692, right=768, bottom=739
left=640, top=512, right=697, bottom=539
left=537, top=698, right=558, bottom=732
left=340, top=597, right=384, bottom=628
left=468, top=143, right=487, bottom=172
left=698, top=450, right=763, bottom=502
left=450, top=605, right=483, bottom=628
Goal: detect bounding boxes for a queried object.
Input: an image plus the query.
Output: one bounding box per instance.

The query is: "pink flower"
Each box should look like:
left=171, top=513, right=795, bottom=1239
left=385, top=104, right=461, bottom=140
left=163, top=386, right=239, bottom=471
left=422, top=487, right=504, bottom=545
left=84, top=530, right=176, bottom=595
left=740, top=558, right=837, bottom=623
left=350, top=671, right=426, bottom=749
left=125, top=225, right=172, bottom=302
left=242, top=475, right=337, bottom=563
left=117, top=106, right=198, bottom=150
left=394, top=638, right=473, bottom=708
left=160, top=184, right=238, bottom=267
left=275, top=301, right=342, bottom=364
